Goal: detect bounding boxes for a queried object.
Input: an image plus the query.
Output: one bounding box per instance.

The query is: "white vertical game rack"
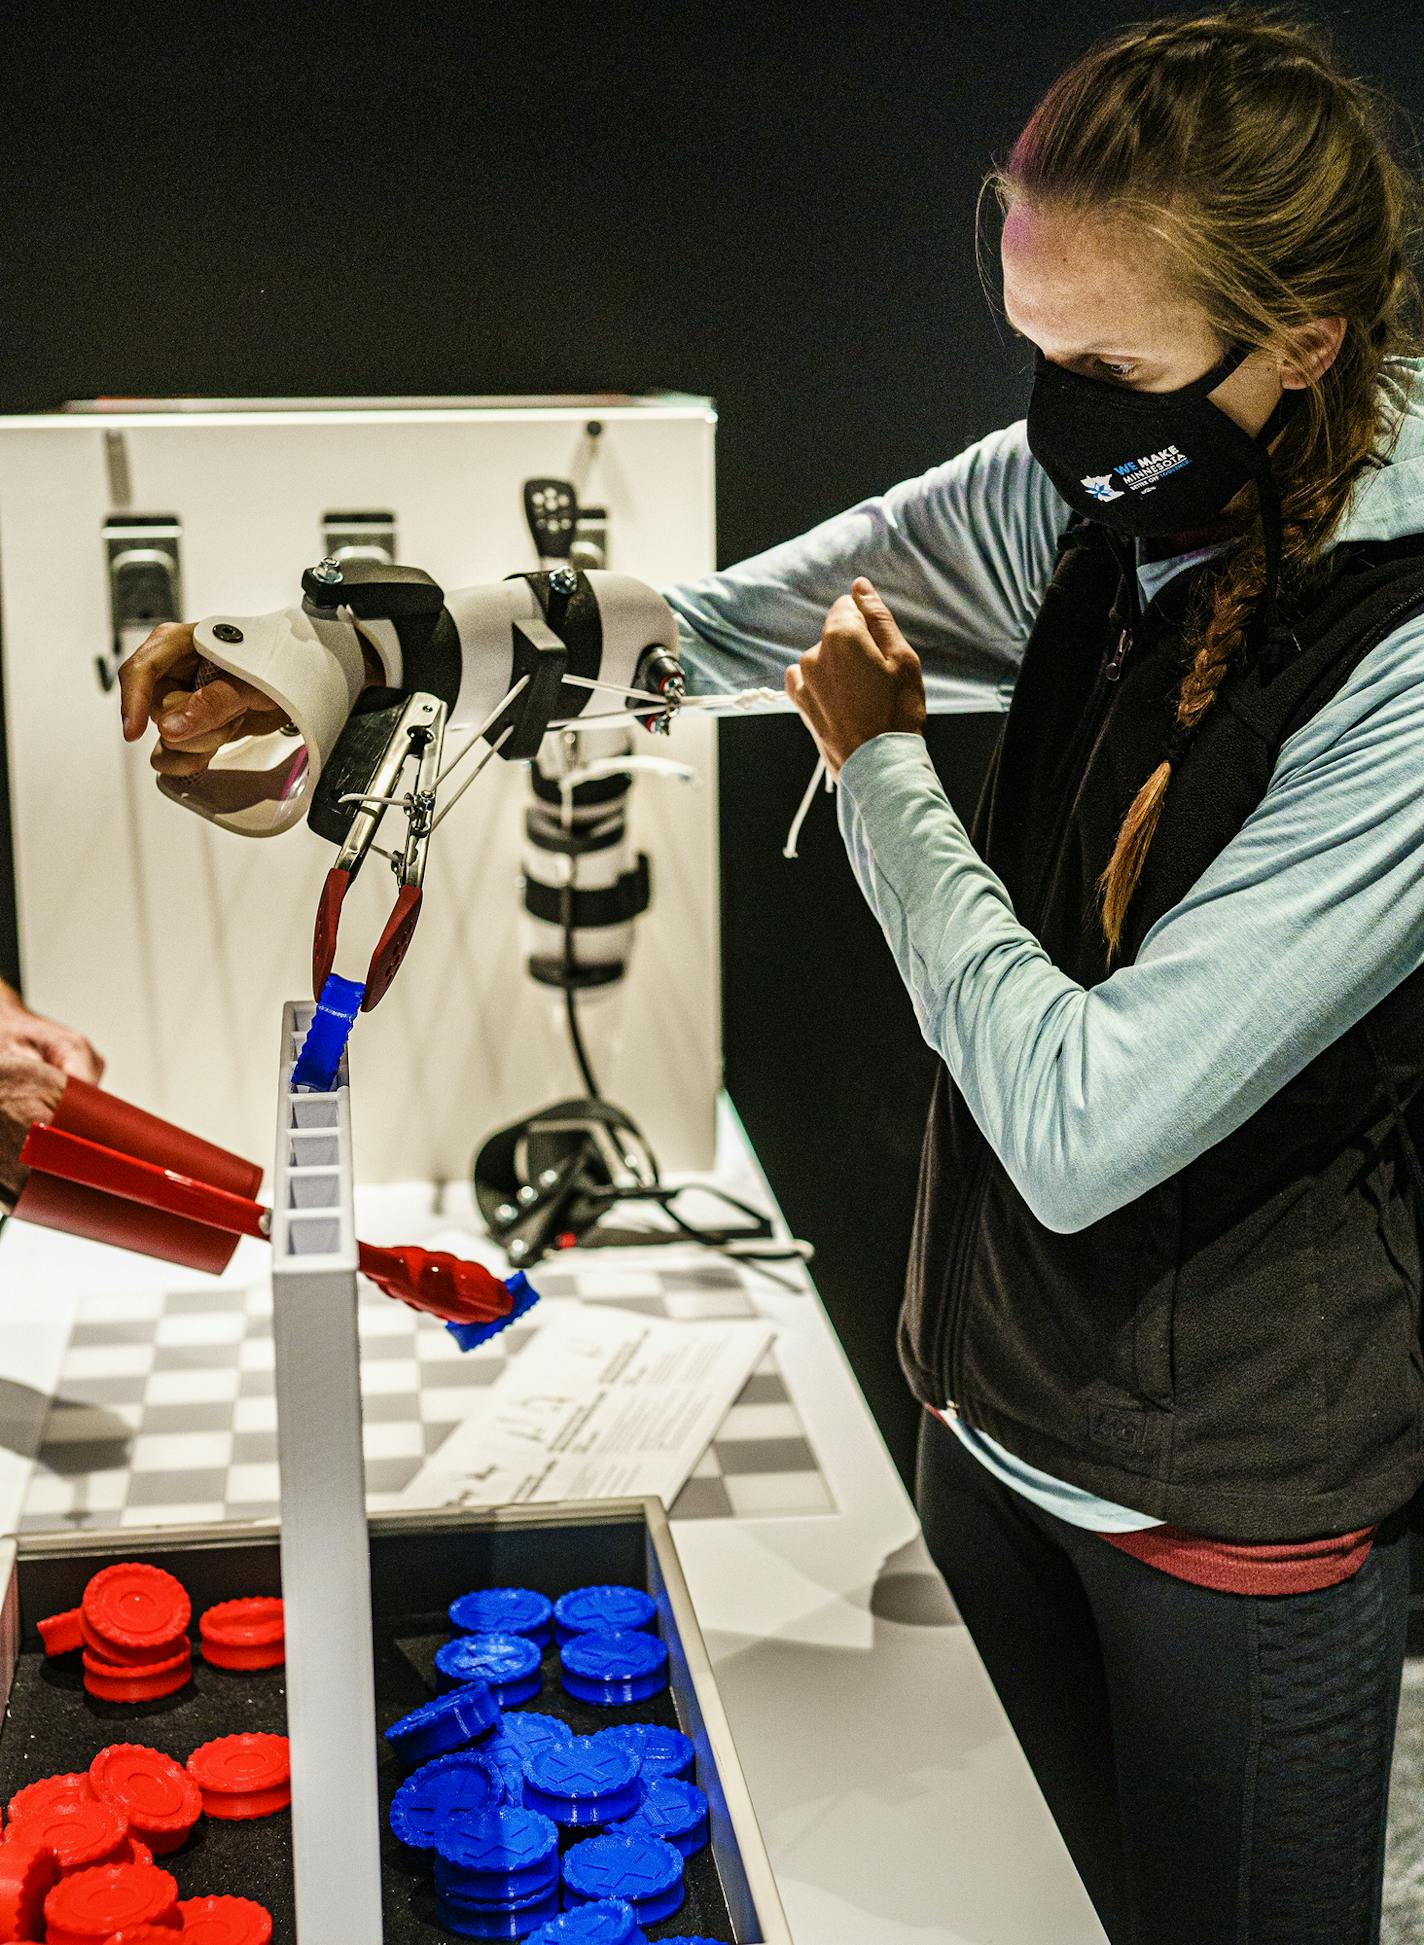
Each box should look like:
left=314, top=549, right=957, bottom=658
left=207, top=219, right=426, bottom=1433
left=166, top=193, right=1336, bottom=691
left=271, top=998, right=384, bottom=1945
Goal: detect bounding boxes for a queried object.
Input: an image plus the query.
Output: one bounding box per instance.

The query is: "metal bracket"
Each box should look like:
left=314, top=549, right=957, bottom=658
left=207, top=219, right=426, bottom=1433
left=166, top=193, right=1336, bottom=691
left=101, top=515, right=183, bottom=693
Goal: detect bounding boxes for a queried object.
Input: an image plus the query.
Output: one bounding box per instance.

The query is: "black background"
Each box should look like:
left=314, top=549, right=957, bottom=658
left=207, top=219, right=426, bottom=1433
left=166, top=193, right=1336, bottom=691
left=0, top=1, right=1410, bottom=1490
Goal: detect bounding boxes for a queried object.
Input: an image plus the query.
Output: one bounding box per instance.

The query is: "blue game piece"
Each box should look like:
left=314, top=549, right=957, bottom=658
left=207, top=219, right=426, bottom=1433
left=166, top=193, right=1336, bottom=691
left=491, top=1710, right=573, bottom=1758
left=480, top=1739, right=530, bottom=1807
left=447, top=1269, right=541, bottom=1351
left=390, top=1749, right=511, bottom=1849
left=603, top=1723, right=694, bottom=1784
left=451, top=1587, right=554, bottom=1645
left=486, top=1711, right=573, bottom=1768
left=436, top=1885, right=562, bottom=1939
left=481, top=1711, right=574, bottom=1808
left=553, top=1584, right=657, bottom=1643
left=526, top=1900, right=650, bottom=1945
left=291, top=973, right=364, bottom=1092
left=433, top=1804, right=561, bottom=1905
left=612, top=1778, right=709, bottom=1857
left=384, top=1680, right=501, bottom=1768
left=561, top=1832, right=686, bottom=1927
left=559, top=1630, right=668, bottom=1707
left=436, top=1631, right=544, bottom=1706
left=522, top=1732, right=644, bottom=1830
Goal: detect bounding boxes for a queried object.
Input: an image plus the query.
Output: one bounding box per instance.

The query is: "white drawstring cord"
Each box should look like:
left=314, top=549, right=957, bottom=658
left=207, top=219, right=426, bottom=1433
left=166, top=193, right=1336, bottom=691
left=783, top=753, right=834, bottom=859
left=544, top=682, right=796, bottom=737
left=434, top=676, right=532, bottom=791
left=429, top=725, right=516, bottom=834
left=559, top=672, right=673, bottom=708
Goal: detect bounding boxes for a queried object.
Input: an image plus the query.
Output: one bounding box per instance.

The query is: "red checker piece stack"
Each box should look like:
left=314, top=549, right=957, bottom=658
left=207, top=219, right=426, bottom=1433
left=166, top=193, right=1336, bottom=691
left=172, top=1895, right=273, bottom=1945
left=185, top=1737, right=289, bottom=1822
left=79, top=1565, right=193, bottom=1705
left=89, top=1749, right=201, bottom=1858
left=0, top=1839, right=59, bottom=1940
left=198, top=1599, right=284, bottom=1674
left=43, top=1862, right=179, bottom=1945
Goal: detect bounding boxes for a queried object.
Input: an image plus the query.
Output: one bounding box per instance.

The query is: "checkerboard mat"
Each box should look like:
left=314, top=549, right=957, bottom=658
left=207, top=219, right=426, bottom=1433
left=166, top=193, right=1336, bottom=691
left=21, top=1259, right=836, bottom=1532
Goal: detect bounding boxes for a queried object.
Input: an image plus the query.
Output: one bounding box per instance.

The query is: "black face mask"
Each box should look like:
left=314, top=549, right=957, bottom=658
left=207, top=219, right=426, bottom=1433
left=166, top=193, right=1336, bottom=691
left=1026, top=339, right=1303, bottom=658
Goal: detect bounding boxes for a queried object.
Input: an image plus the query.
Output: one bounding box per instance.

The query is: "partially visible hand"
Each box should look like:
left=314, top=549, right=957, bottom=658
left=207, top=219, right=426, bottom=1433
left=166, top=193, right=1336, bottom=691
left=118, top=622, right=288, bottom=780
left=785, top=577, right=927, bottom=777
left=0, top=986, right=103, bottom=1083
left=0, top=1054, right=67, bottom=1200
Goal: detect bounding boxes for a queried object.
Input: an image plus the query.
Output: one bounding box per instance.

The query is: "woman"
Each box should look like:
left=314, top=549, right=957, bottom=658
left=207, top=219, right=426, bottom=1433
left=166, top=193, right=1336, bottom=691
left=118, top=6, right=1424, bottom=1938
left=668, top=8, right=1424, bottom=1942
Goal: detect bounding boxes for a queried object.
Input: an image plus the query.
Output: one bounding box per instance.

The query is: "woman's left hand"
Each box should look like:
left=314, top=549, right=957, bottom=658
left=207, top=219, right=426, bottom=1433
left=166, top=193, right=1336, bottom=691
left=785, top=577, right=927, bottom=777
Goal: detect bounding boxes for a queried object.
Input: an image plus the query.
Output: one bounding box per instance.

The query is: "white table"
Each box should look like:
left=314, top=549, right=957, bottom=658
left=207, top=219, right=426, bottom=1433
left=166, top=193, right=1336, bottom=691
left=0, top=1089, right=1107, bottom=1945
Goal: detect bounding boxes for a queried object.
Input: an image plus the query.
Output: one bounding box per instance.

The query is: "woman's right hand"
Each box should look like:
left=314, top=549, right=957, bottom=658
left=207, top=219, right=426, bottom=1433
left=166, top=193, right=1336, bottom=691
left=118, top=622, right=289, bottom=779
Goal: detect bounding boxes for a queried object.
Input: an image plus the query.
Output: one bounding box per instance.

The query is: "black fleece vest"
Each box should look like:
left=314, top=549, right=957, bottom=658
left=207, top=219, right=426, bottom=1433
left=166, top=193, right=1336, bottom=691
left=899, top=510, right=1424, bottom=1540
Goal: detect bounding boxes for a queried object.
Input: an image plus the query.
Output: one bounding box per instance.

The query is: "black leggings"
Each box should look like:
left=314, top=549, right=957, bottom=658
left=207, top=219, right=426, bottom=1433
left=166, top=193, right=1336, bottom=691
left=914, top=1408, right=1413, bottom=1945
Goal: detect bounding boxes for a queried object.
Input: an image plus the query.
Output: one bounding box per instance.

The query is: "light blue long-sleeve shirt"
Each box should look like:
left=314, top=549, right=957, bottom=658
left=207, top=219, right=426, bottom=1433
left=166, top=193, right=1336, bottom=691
left=663, top=355, right=1424, bottom=1532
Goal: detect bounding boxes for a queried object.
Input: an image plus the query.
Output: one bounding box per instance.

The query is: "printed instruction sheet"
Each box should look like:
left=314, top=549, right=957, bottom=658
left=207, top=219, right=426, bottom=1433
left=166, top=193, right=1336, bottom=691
left=400, top=1301, right=776, bottom=1510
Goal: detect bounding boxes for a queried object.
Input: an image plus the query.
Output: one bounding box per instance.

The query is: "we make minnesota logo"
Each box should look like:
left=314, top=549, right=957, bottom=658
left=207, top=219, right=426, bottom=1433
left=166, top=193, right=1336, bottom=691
left=1080, top=444, right=1191, bottom=503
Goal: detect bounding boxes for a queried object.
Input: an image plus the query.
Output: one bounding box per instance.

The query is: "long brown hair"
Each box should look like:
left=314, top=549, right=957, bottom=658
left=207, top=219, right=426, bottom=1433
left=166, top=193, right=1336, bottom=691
left=979, top=4, right=1424, bottom=967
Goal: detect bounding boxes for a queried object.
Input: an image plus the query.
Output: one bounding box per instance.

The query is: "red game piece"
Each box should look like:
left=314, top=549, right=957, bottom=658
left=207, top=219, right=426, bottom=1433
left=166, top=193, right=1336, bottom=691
left=82, top=1567, right=189, bottom=1663
left=175, top=1896, right=273, bottom=1945
left=43, top=1863, right=179, bottom=1945
left=83, top=1649, right=191, bottom=1711
left=198, top=1598, right=282, bottom=1648
left=184, top=1735, right=290, bottom=1821
left=87, top=1750, right=199, bottom=1858
left=197, top=1600, right=284, bottom=1673
left=82, top=1647, right=191, bottom=1706
left=102, top=1931, right=180, bottom=1944
left=6, top=1773, right=95, bottom=1825
left=36, top=1609, right=84, bottom=1657
left=198, top=1635, right=283, bottom=1672
left=0, top=1840, right=59, bottom=1940
left=6, top=1795, right=127, bottom=1871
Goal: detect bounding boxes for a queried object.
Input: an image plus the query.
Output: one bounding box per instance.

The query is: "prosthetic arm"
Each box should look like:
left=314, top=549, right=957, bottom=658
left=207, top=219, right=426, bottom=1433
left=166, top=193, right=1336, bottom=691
left=155, top=556, right=689, bottom=1010
left=157, top=558, right=686, bottom=838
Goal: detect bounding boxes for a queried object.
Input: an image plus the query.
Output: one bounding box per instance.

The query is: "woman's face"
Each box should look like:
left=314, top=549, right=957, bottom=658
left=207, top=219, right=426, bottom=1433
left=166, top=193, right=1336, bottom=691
left=1000, top=199, right=1291, bottom=435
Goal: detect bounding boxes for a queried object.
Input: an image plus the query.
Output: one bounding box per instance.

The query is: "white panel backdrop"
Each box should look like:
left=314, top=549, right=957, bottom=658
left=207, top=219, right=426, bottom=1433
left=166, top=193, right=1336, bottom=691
left=0, top=398, right=720, bottom=1184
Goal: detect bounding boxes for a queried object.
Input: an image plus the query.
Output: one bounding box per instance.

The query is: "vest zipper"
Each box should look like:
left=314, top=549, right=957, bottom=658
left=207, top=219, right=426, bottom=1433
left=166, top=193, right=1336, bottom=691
left=933, top=610, right=1129, bottom=1415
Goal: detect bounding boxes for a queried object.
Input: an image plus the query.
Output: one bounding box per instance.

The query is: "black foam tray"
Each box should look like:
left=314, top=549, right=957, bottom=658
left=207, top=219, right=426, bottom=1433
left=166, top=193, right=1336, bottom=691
left=0, top=1513, right=741, bottom=1943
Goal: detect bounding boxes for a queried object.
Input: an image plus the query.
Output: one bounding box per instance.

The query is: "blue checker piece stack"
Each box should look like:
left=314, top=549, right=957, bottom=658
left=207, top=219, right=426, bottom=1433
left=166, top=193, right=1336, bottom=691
left=384, top=1679, right=502, bottom=1768
left=437, top=1629, right=545, bottom=1706
left=561, top=1831, right=686, bottom=1927
left=526, top=1899, right=649, bottom=1944
left=613, top=1777, right=709, bottom=1858
left=390, top=1749, right=513, bottom=1850
left=523, top=1732, right=644, bottom=1832
left=560, top=1629, right=668, bottom=1706
left=451, top=1586, right=555, bottom=1645
left=603, top=1722, right=693, bottom=1784
left=553, top=1584, right=657, bottom=1643
left=434, top=1805, right=563, bottom=1938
